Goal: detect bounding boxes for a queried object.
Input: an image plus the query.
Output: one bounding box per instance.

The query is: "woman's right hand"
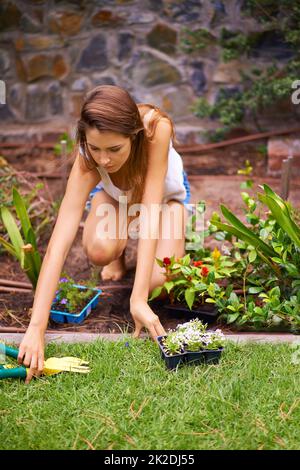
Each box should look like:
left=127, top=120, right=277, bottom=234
left=17, top=324, right=45, bottom=384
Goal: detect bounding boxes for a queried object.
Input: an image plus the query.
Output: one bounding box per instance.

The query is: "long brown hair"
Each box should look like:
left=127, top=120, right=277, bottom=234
left=75, top=85, right=178, bottom=223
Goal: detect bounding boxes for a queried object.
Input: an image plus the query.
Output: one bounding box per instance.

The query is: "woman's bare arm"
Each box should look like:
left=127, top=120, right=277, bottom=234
left=29, top=152, right=101, bottom=332
left=17, top=152, right=101, bottom=384
left=130, top=119, right=171, bottom=340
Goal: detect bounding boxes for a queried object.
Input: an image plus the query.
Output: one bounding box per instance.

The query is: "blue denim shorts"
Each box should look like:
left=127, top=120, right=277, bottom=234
left=85, top=169, right=192, bottom=212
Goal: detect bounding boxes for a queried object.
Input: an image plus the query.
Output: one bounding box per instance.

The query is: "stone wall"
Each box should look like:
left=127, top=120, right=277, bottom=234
left=0, top=0, right=298, bottom=144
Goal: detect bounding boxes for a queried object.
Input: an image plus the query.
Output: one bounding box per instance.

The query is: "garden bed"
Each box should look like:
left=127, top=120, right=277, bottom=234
left=1, top=148, right=300, bottom=335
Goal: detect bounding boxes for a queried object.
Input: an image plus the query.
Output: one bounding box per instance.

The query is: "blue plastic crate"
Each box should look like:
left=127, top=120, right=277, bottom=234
left=50, top=284, right=102, bottom=324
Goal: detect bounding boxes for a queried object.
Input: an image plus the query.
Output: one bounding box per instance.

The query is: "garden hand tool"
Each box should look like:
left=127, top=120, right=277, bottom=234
left=0, top=344, right=90, bottom=380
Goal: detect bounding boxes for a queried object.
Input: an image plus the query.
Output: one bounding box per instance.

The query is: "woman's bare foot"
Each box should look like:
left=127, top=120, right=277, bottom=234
left=100, top=249, right=127, bottom=281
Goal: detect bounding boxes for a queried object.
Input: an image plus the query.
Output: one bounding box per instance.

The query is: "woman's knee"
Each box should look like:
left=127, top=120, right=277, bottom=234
left=84, top=239, right=125, bottom=266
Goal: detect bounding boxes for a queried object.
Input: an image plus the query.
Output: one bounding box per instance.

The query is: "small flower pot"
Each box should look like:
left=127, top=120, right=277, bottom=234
left=185, top=350, right=206, bottom=366
left=205, top=348, right=224, bottom=364
left=157, top=336, right=186, bottom=370
left=157, top=336, right=224, bottom=370
left=163, top=302, right=218, bottom=324
left=50, top=284, right=102, bottom=324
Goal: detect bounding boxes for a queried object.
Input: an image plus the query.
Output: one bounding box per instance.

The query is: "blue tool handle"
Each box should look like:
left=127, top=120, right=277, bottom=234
left=4, top=345, right=19, bottom=359
left=0, top=367, right=27, bottom=379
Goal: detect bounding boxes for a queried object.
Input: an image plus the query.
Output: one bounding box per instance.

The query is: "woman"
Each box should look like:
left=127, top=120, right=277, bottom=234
left=17, top=85, right=192, bottom=383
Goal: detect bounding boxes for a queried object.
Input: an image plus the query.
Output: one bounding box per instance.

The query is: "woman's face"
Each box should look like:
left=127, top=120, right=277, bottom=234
left=85, top=128, right=132, bottom=173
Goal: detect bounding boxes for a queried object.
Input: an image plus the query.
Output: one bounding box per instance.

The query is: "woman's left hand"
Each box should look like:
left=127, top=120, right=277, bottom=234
left=130, top=299, right=166, bottom=341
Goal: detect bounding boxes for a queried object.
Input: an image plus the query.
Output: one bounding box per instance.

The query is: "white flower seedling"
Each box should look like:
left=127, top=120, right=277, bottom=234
left=162, top=319, right=226, bottom=356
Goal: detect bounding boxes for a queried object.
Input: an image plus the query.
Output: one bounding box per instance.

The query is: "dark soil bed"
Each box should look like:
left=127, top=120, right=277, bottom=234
left=1, top=144, right=300, bottom=335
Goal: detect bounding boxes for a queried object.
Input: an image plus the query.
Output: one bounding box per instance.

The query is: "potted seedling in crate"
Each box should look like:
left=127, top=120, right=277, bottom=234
left=149, top=253, right=231, bottom=324
left=50, top=274, right=102, bottom=324
left=157, top=319, right=225, bottom=370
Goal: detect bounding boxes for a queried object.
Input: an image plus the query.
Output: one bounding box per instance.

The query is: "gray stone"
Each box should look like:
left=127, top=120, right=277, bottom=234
left=146, top=0, right=164, bottom=11
left=25, top=84, right=48, bottom=120
left=48, top=10, right=82, bottom=36
left=76, top=35, right=108, bottom=71
left=124, top=51, right=181, bottom=88
left=47, top=81, right=63, bottom=115
left=162, top=86, right=196, bottom=119
left=91, top=0, right=116, bottom=6
left=9, top=83, right=25, bottom=117
left=20, top=13, right=42, bottom=33
left=91, top=75, right=117, bottom=86
left=163, top=0, right=202, bottom=22
left=0, top=1, right=22, bottom=31
left=250, top=31, right=295, bottom=61
left=190, top=61, right=206, bottom=95
left=212, top=0, right=226, bottom=13
left=210, top=0, right=226, bottom=26
left=118, top=32, right=134, bottom=61
left=146, top=23, right=177, bottom=55
left=71, top=77, right=92, bottom=92
left=127, top=11, right=155, bottom=24
left=91, top=9, right=124, bottom=27
left=0, top=49, right=10, bottom=75
left=0, top=103, right=15, bottom=121
left=213, top=60, right=243, bottom=83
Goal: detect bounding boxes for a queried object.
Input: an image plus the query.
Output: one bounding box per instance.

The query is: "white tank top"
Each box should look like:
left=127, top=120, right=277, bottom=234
left=79, top=140, right=187, bottom=204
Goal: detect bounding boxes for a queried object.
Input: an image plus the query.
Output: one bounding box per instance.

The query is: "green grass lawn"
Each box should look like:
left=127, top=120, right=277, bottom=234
left=1, top=338, right=300, bottom=450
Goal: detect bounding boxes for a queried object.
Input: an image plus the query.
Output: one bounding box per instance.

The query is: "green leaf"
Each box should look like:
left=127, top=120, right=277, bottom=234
left=164, top=281, right=174, bottom=294
left=248, top=286, right=264, bottom=294
left=23, top=254, right=39, bottom=288
left=284, top=263, right=299, bottom=277
left=172, top=263, right=181, bottom=269
left=13, top=187, right=33, bottom=242
left=26, top=227, right=41, bottom=274
left=240, top=179, right=253, bottom=189
left=227, top=305, right=238, bottom=312
left=246, top=214, right=259, bottom=225
left=271, top=257, right=283, bottom=264
left=148, top=285, right=163, bottom=301
left=174, top=279, right=188, bottom=286
left=248, top=250, right=257, bottom=263
left=214, top=208, right=277, bottom=258
left=241, top=192, right=250, bottom=203
left=254, top=307, right=263, bottom=315
left=215, top=232, right=226, bottom=241
left=227, top=312, right=240, bottom=324
left=205, top=298, right=216, bottom=303
left=259, top=190, right=300, bottom=247
left=181, top=266, right=192, bottom=276
left=181, top=253, right=191, bottom=266
left=155, top=257, right=164, bottom=268
left=0, top=207, right=24, bottom=261
left=185, top=288, right=195, bottom=310
left=0, top=236, right=17, bottom=258
left=26, top=227, right=38, bottom=251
